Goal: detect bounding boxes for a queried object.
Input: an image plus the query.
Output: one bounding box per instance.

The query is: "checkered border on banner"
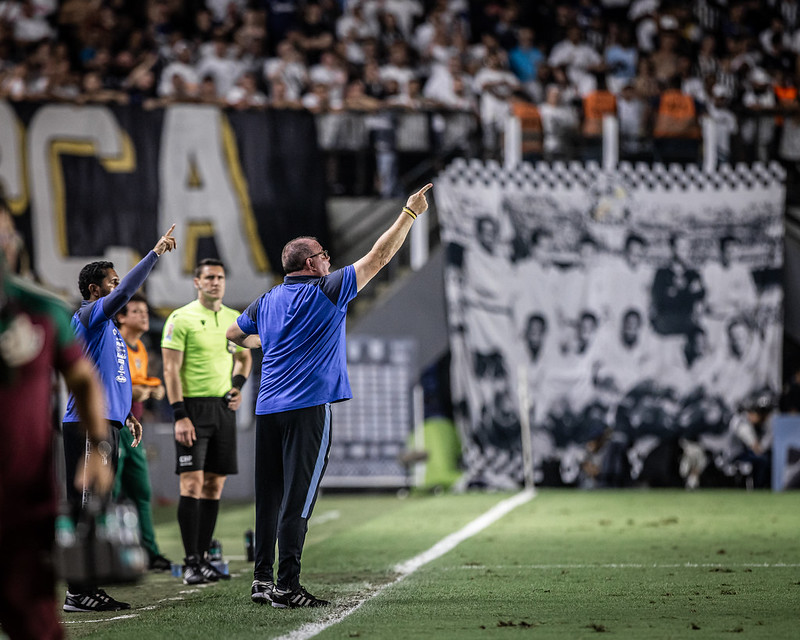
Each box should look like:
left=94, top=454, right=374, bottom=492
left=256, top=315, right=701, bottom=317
left=439, top=159, right=786, bottom=191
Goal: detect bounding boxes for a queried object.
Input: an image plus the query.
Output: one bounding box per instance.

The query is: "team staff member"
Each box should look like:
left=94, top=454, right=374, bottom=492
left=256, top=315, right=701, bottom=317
left=62, top=225, right=178, bottom=612
left=0, top=251, right=112, bottom=639
left=115, top=293, right=172, bottom=571
left=227, top=184, right=432, bottom=608
left=161, top=258, right=251, bottom=585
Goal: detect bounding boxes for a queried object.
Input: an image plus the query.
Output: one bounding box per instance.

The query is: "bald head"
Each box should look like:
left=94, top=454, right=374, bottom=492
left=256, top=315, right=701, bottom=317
left=281, top=236, right=320, bottom=274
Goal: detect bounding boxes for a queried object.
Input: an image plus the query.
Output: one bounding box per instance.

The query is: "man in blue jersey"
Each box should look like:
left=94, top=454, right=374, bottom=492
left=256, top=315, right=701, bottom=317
left=61, top=225, right=177, bottom=612
left=227, top=184, right=432, bottom=608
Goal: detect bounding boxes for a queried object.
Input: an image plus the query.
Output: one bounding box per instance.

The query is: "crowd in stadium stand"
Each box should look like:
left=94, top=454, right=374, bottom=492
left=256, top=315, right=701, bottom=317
left=2, top=1, right=800, bottom=169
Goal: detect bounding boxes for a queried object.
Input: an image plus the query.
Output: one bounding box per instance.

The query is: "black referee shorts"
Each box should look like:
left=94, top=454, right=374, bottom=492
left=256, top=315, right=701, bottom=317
left=174, top=397, right=238, bottom=476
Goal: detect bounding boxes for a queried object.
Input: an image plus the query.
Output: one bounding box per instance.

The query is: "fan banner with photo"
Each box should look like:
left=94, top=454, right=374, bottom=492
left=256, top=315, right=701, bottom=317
left=437, top=159, right=784, bottom=489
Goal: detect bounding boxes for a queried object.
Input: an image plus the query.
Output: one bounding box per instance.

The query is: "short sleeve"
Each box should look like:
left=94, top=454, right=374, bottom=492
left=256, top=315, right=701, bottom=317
left=237, top=298, right=261, bottom=335
left=161, top=310, right=187, bottom=351
left=320, top=265, right=358, bottom=310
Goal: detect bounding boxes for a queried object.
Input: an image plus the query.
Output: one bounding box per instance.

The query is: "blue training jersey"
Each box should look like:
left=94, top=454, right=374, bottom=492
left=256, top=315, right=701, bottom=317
left=237, top=265, right=358, bottom=414
left=63, top=251, right=159, bottom=425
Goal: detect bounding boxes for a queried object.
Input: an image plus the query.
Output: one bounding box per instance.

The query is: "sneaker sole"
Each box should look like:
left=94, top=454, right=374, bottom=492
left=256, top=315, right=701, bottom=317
left=63, top=604, right=121, bottom=612
left=251, top=593, right=273, bottom=604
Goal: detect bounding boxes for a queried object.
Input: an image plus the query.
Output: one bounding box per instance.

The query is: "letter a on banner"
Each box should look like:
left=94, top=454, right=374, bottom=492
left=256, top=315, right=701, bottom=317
left=148, top=105, right=269, bottom=308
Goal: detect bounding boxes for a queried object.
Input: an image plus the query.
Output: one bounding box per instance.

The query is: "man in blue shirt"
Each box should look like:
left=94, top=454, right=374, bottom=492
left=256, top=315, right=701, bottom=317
left=227, top=184, right=432, bottom=608
left=61, top=225, right=176, bottom=612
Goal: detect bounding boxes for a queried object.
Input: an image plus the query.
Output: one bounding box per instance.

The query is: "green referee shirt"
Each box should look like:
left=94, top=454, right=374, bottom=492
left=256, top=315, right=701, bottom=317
left=161, top=299, right=244, bottom=398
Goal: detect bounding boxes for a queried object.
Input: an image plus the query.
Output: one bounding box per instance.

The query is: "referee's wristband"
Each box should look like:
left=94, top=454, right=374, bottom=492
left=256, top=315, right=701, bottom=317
left=231, top=374, right=247, bottom=390
left=171, top=401, right=189, bottom=422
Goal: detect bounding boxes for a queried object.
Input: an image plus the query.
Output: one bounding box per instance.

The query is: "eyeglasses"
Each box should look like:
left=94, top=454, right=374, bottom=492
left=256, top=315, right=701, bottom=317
left=307, top=249, right=329, bottom=261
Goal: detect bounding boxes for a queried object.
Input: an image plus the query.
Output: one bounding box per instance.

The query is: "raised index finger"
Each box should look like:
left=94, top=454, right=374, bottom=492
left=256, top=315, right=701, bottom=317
left=164, top=224, right=176, bottom=237
left=415, top=183, right=433, bottom=196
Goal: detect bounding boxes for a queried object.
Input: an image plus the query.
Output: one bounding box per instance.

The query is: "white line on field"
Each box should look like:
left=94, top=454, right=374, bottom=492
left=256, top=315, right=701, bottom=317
left=62, top=614, right=139, bottom=624
left=454, top=562, right=800, bottom=570
left=273, top=489, right=536, bottom=640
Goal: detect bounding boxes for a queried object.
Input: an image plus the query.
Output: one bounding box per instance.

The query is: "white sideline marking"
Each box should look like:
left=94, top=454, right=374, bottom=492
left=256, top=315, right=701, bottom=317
left=455, top=562, right=800, bottom=570
left=274, top=489, right=536, bottom=640
left=62, top=614, right=139, bottom=624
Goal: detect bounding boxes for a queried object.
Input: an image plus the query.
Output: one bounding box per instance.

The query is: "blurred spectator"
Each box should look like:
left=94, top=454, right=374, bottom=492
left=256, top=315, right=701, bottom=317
left=157, top=39, right=199, bottom=98
left=741, top=67, right=777, bottom=162
left=268, top=76, right=302, bottom=109
left=197, top=74, right=223, bottom=106
left=473, top=51, right=519, bottom=159
left=226, top=70, right=267, bottom=109
left=508, top=27, right=545, bottom=99
left=301, top=80, right=340, bottom=113
left=380, top=40, right=417, bottom=96
left=290, top=1, right=334, bottom=66
left=632, top=55, right=661, bottom=101
left=617, top=81, right=651, bottom=159
left=362, top=59, right=386, bottom=99
left=309, top=48, right=348, bottom=103
left=581, top=72, right=616, bottom=159
left=12, top=0, right=55, bottom=47
left=76, top=69, right=128, bottom=104
left=539, top=84, right=580, bottom=160
left=728, top=391, right=775, bottom=488
left=548, top=23, right=604, bottom=97
left=707, top=83, right=738, bottom=165
left=652, top=74, right=702, bottom=162
left=336, top=2, right=378, bottom=42
left=263, top=39, right=308, bottom=102
left=604, top=23, right=638, bottom=94
left=650, top=16, right=683, bottom=85
left=196, top=33, right=246, bottom=98
left=423, top=54, right=471, bottom=108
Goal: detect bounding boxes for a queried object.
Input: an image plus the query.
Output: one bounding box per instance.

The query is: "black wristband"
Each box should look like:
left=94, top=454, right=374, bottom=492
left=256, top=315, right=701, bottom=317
left=171, top=401, right=189, bottom=421
left=231, top=374, right=247, bottom=390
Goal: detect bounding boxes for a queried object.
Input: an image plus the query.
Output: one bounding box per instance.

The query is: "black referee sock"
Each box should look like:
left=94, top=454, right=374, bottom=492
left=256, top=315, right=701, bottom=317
left=178, top=496, right=200, bottom=560
left=198, top=498, right=220, bottom=558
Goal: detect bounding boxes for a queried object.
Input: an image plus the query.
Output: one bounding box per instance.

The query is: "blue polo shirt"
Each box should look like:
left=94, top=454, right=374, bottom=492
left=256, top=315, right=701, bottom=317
left=63, top=251, right=159, bottom=425
left=236, top=265, right=358, bottom=414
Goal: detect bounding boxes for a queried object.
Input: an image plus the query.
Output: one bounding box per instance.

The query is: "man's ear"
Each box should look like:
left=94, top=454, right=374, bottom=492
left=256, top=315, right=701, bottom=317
left=88, top=282, right=100, bottom=298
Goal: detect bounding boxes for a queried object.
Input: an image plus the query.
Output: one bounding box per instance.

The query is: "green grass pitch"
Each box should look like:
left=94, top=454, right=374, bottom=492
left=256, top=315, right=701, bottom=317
left=58, top=489, right=800, bottom=639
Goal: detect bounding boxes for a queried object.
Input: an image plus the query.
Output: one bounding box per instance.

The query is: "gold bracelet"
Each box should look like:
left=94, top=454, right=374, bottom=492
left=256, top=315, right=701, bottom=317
left=403, top=206, right=417, bottom=220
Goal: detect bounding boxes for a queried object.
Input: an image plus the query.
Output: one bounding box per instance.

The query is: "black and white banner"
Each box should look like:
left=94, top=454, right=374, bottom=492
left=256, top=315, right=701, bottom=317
left=0, top=101, right=328, bottom=309
left=437, top=159, right=784, bottom=489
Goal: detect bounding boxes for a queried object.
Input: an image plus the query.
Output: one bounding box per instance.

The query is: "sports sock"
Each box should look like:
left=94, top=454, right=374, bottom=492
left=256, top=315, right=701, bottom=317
left=177, top=495, right=200, bottom=559
left=198, top=498, right=220, bottom=557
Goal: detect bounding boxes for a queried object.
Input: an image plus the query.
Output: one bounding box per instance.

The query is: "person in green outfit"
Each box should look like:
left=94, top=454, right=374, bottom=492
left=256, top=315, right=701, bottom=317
left=114, top=293, right=172, bottom=571
left=161, top=258, right=252, bottom=585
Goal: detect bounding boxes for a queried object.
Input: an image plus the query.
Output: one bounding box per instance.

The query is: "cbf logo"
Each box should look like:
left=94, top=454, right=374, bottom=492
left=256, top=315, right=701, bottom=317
left=179, top=455, right=193, bottom=467
left=113, top=327, right=128, bottom=383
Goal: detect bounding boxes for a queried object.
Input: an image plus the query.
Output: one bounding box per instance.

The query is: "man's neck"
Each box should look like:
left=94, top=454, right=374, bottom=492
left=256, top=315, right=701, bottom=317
left=198, top=295, right=222, bottom=312
left=120, top=327, right=144, bottom=347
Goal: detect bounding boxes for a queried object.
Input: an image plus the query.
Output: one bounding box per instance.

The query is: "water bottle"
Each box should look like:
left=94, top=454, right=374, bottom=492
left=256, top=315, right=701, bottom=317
left=244, top=529, right=254, bottom=561
left=55, top=513, right=76, bottom=548
left=209, top=538, right=222, bottom=561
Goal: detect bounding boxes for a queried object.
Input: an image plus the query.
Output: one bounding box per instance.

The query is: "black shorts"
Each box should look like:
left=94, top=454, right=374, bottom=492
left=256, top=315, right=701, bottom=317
left=174, top=397, right=238, bottom=476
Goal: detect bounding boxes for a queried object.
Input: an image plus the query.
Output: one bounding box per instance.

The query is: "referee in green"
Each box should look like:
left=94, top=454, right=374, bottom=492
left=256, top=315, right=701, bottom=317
left=162, top=258, right=252, bottom=585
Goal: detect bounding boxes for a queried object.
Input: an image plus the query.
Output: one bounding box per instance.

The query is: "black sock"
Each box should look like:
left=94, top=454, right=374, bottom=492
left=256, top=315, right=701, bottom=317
left=198, top=498, right=220, bottom=558
left=177, top=496, right=200, bottom=560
